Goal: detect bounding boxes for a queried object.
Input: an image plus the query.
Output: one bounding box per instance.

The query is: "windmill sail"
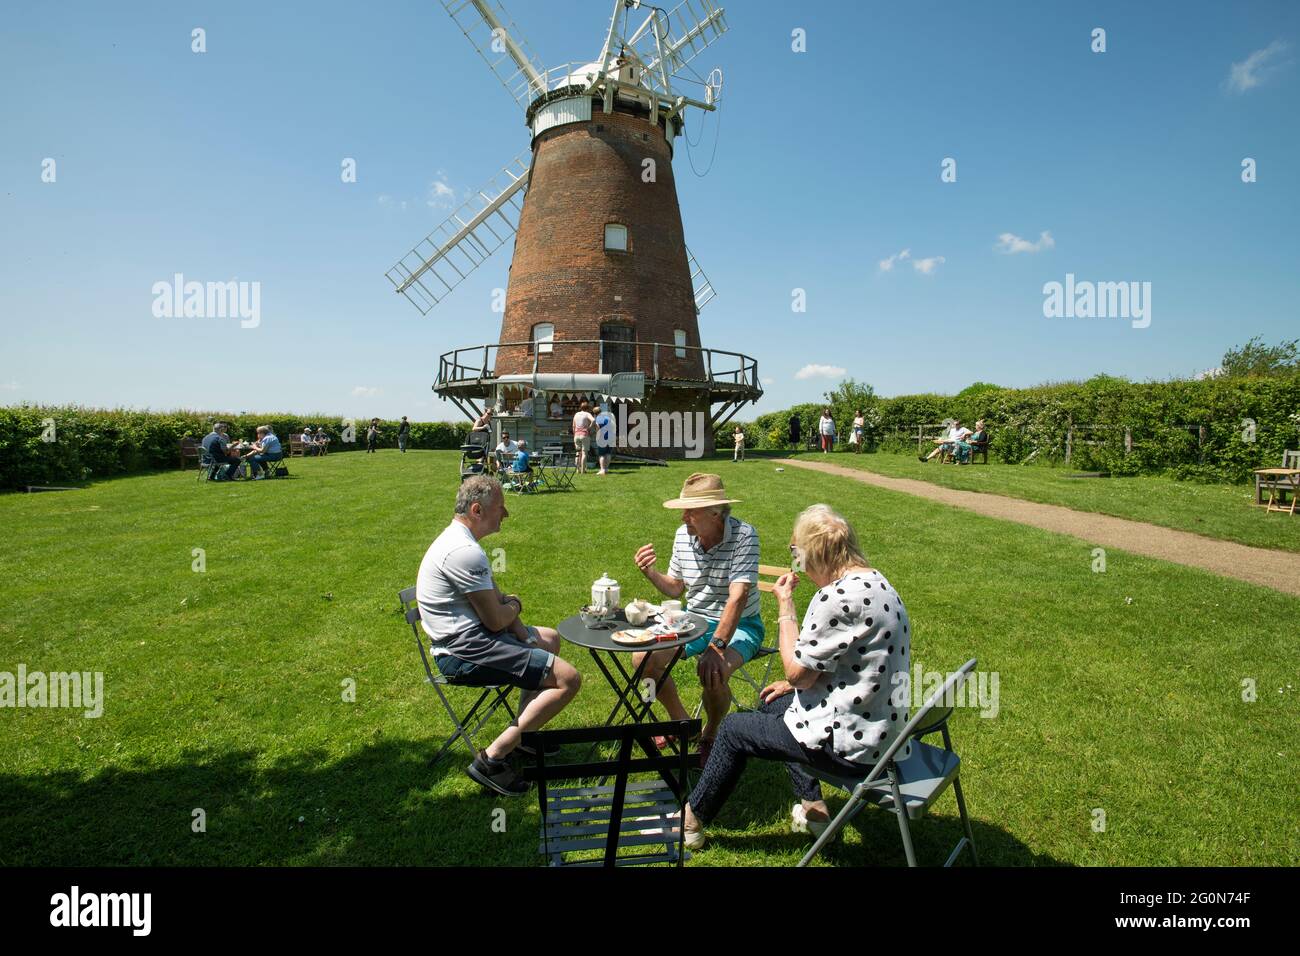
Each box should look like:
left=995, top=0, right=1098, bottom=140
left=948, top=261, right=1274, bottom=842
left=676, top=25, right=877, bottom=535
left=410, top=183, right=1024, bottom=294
left=443, top=0, right=548, bottom=109
left=625, top=0, right=728, bottom=98
left=386, top=153, right=530, bottom=315
left=685, top=245, right=716, bottom=314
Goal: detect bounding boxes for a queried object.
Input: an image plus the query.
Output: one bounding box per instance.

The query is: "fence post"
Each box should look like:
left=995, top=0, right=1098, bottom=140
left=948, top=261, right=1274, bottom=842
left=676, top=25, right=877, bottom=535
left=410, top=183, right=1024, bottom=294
left=1065, top=418, right=1073, bottom=466
left=916, top=425, right=923, bottom=453
left=1198, top=424, right=1207, bottom=464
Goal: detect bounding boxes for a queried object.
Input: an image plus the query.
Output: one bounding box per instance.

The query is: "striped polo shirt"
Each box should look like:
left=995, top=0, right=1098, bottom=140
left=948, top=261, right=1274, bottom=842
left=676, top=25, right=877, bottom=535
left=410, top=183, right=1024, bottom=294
left=666, top=515, right=762, bottom=620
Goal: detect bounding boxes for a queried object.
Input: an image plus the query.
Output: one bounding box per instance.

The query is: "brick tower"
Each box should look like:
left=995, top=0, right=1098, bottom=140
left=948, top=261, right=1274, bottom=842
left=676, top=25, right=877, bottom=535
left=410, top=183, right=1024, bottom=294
left=494, top=103, right=704, bottom=384
left=387, top=1, right=761, bottom=459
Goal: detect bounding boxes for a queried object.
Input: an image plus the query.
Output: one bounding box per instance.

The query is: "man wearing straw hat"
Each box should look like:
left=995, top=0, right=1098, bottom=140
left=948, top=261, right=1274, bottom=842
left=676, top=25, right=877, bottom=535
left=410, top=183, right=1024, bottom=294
left=632, top=473, right=764, bottom=766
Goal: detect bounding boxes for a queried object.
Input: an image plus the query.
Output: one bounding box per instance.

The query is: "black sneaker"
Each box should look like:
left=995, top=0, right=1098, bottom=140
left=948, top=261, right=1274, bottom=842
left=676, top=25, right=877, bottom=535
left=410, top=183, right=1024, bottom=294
left=467, top=754, right=530, bottom=796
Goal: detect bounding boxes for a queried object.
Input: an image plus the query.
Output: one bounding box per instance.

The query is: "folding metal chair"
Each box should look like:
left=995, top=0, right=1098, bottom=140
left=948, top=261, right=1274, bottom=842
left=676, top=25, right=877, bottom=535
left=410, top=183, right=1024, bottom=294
left=397, top=586, right=518, bottom=765
left=799, top=657, right=981, bottom=868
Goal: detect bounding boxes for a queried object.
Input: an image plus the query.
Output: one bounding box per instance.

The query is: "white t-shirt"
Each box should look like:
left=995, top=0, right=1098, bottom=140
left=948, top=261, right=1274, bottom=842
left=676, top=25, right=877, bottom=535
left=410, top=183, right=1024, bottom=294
left=416, top=521, right=495, bottom=652
left=820, top=416, right=835, bottom=436
left=495, top=440, right=519, bottom=456
left=948, top=425, right=972, bottom=442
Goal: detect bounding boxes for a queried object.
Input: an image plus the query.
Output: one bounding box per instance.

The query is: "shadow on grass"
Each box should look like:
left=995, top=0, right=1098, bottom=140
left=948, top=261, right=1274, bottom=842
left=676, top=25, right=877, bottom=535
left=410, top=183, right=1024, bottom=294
left=698, top=756, right=1064, bottom=867
left=0, top=739, right=547, bottom=866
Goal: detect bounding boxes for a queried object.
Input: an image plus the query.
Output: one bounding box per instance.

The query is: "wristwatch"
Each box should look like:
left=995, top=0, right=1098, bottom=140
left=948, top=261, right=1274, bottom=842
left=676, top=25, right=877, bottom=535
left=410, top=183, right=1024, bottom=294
left=709, top=636, right=727, bottom=651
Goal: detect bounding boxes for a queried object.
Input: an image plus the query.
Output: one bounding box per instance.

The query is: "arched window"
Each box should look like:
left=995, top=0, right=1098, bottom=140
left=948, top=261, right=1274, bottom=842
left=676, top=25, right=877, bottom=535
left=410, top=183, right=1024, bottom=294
left=604, top=223, right=628, bottom=252
left=674, top=329, right=687, bottom=358
left=531, top=322, right=554, bottom=354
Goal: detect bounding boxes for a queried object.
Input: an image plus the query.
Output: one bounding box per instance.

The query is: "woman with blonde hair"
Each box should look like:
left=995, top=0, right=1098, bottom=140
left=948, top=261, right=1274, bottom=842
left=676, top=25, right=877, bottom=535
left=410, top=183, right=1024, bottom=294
left=681, top=503, right=913, bottom=848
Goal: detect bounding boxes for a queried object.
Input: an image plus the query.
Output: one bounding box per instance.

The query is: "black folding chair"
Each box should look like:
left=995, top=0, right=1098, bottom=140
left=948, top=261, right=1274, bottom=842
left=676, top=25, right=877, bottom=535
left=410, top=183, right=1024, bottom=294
left=397, top=586, right=518, bottom=766
left=520, top=718, right=701, bottom=867
left=799, top=657, right=981, bottom=867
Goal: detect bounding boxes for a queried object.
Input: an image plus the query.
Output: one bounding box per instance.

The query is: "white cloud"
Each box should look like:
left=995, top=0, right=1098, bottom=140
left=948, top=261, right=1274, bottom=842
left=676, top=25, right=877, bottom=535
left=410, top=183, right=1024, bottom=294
left=912, top=255, right=946, bottom=275
left=1195, top=366, right=1225, bottom=381
left=761, top=377, right=775, bottom=385
left=995, top=231, right=1055, bottom=255
left=1226, top=40, right=1290, bottom=94
left=795, top=364, right=846, bottom=381
left=427, top=177, right=456, bottom=209
left=878, top=248, right=910, bottom=272
left=352, top=386, right=381, bottom=398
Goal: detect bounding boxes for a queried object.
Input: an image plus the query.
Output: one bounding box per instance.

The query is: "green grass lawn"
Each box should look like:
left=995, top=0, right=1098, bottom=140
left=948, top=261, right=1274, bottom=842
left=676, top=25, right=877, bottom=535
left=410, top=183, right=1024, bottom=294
left=790, top=449, right=1300, bottom=554
left=1, top=451, right=1296, bottom=866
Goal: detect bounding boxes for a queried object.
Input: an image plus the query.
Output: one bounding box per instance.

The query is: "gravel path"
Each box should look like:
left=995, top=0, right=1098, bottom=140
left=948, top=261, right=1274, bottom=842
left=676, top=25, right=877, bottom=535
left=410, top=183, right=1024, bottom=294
left=776, top=458, right=1300, bottom=597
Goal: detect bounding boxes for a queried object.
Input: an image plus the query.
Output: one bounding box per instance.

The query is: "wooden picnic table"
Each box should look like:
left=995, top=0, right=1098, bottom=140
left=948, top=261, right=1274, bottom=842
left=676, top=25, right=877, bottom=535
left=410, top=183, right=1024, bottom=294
left=1254, top=468, right=1300, bottom=515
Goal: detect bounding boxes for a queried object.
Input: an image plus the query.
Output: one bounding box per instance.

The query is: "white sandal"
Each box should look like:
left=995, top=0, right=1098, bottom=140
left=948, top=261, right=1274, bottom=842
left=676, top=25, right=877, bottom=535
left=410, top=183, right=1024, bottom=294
left=791, top=803, right=832, bottom=838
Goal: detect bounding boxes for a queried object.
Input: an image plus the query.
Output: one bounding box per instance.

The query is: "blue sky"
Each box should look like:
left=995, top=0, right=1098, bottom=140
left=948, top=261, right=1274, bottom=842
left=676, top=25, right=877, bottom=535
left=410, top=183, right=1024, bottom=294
left=1, top=0, right=1296, bottom=420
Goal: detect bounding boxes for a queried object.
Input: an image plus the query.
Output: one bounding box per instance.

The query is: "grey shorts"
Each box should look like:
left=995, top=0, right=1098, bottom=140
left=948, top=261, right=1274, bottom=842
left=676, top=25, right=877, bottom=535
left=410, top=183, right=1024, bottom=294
left=433, top=626, right=555, bottom=690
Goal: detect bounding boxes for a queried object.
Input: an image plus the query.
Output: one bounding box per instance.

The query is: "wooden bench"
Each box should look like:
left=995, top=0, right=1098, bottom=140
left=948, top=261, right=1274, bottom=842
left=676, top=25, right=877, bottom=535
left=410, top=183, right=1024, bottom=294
left=179, top=437, right=202, bottom=470
left=288, top=436, right=306, bottom=458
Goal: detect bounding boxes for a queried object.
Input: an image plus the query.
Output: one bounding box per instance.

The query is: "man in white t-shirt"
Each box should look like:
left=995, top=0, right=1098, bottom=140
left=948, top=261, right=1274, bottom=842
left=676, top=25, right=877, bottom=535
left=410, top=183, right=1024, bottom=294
left=416, top=475, right=582, bottom=796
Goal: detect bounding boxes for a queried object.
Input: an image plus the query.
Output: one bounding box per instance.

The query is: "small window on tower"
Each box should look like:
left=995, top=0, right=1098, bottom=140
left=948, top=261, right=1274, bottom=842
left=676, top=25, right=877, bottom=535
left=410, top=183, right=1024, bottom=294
left=604, top=223, right=628, bottom=252
left=531, top=322, right=554, bottom=354
left=674, top=329, right=687, bottom=358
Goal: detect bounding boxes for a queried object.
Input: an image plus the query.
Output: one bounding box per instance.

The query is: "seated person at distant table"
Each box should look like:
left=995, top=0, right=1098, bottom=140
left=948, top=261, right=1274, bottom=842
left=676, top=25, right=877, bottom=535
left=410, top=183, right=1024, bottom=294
left=511, top=440, right=532, bottom=474
left=492, top=432, right=519, bottom=472
left=201, top=422, right=242, bottom=480
left=245, top=425, right=283, bottom=479
left=548, top=398, right=564, bottom=419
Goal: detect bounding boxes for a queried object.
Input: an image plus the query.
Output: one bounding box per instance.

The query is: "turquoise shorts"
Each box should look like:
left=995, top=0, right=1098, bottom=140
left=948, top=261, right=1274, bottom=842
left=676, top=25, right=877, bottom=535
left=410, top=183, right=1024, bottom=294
left=682, top=614, right=765, bottom=664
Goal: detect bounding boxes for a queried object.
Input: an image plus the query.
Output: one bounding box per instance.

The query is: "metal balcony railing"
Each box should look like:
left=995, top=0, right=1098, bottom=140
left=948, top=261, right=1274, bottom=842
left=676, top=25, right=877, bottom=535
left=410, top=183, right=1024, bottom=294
left=435, top=339, right=761, bottom=394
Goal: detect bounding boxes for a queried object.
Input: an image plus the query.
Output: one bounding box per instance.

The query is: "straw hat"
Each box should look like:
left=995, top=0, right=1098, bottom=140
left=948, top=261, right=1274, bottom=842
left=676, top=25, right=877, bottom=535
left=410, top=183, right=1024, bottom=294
left=662, top=472, right=741, bottom=510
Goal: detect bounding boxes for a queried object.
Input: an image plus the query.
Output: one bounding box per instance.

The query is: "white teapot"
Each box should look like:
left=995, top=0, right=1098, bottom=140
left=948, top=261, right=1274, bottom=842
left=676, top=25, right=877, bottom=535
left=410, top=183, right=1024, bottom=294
left=591, top=573, right=621, bottom=615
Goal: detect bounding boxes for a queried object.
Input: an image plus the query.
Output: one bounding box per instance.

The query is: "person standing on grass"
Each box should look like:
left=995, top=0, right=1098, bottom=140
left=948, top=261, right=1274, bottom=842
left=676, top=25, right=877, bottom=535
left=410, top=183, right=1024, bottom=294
left=398, top=416, right=410, bottom=453
left=788, top=413, right=802, bottom=453
left=818, top=408, right=836, bottom=453
left=631, top=473, right=764, bottom=768
left=572, top=400, right=594, bottom=474
left=593, top=403, right=614, bottom=475
left=416, top=475, right=582, bottom=796
left=680, top=504, right=911, bottom=850
left=732, top=425, right=745, bottom=462
left=469, top=407, right=493, bottom=450
left=851, top=410, right=865, bottom=453
left=366, top=418, right=380, bottom=454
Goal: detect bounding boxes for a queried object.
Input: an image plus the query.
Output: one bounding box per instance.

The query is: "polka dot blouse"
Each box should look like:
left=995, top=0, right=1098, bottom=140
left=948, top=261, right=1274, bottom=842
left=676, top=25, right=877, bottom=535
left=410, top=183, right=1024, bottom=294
left=783, top=569, right=912, bottom=766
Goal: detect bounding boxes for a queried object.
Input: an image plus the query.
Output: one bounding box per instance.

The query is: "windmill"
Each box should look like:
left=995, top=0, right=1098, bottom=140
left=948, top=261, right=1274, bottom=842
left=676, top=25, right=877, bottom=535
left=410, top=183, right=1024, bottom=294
left=386, top=0, right=762, bottom=459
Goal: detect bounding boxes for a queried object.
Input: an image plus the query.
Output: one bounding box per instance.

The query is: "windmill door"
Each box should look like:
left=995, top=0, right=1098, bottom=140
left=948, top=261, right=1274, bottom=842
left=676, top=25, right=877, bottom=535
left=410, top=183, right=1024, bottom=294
left=600, top=324, right=636, bottom=374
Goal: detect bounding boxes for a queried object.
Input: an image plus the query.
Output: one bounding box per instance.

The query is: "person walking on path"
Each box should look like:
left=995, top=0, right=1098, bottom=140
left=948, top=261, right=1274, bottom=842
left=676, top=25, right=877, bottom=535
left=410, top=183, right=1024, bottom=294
left=366, top=418, right=380, bottom=454
left=398, top=416, right=410, bottom=453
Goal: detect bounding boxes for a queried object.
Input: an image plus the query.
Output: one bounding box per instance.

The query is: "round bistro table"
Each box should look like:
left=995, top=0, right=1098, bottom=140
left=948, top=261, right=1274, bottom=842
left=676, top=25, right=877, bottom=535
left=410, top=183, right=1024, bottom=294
left=557, top=610, right=709, bottom=731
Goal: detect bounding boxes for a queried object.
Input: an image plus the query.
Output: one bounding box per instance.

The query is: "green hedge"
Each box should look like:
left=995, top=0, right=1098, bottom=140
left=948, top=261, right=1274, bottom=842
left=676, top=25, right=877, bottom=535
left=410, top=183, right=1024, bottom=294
left=0, top=406, right=471, bottom=489
left=722, top=374, right=1300, bottom=482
